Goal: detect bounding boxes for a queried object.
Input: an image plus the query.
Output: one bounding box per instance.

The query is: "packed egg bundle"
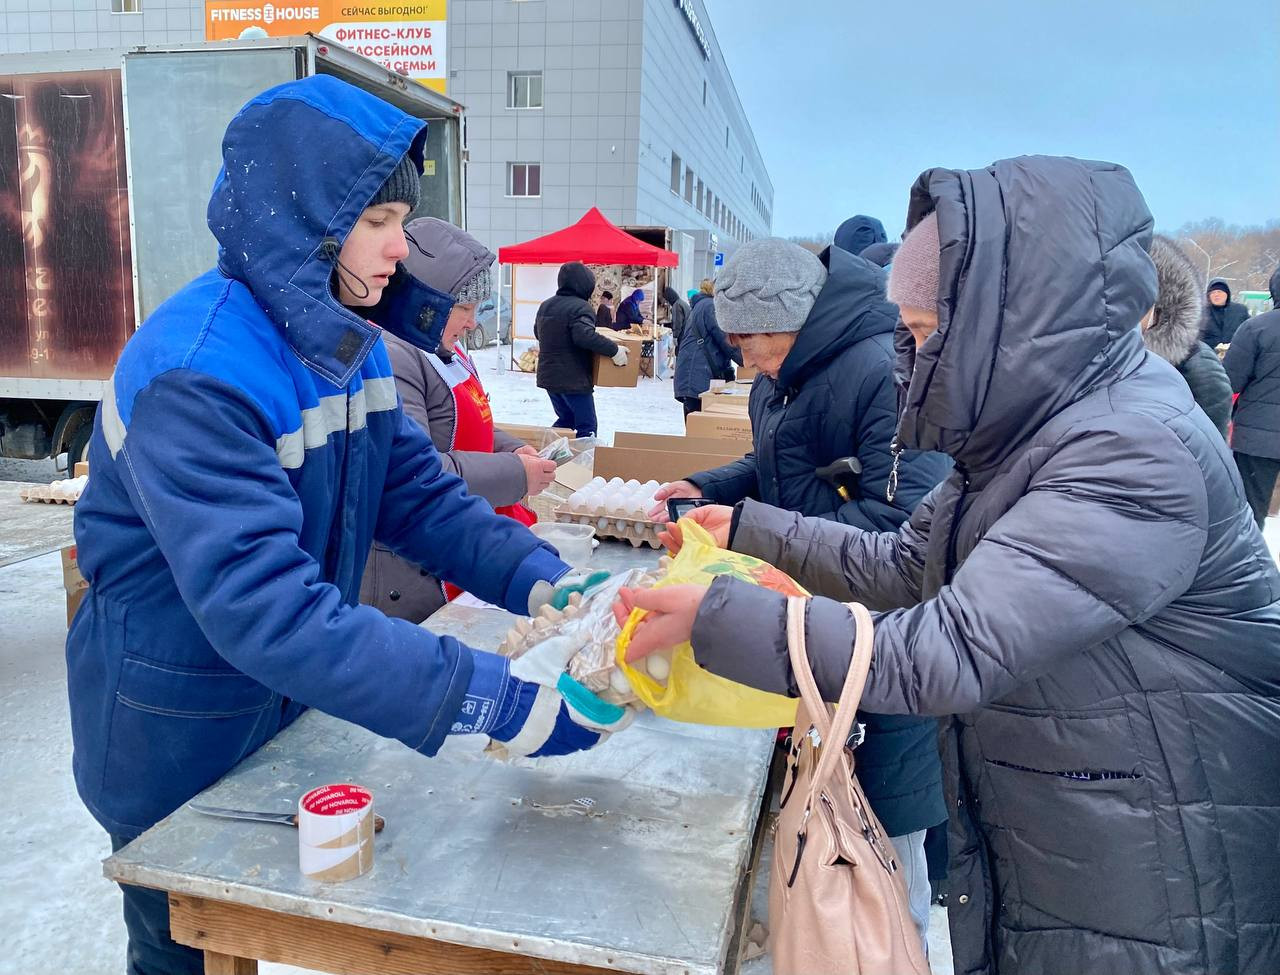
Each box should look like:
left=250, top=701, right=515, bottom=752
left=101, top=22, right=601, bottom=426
left=19, top=474, right=88, bottom=505
left=558, top=476, right=663, bottom=549
left=497, top=563, right=674, bottom=707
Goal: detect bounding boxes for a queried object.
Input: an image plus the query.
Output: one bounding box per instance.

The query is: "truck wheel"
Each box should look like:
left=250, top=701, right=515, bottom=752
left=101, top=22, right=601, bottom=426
left=66, top=423, right=92, bottom=469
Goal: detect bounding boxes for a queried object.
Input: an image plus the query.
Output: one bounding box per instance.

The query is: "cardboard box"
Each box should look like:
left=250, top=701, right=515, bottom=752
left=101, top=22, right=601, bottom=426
left=592, top=332, right=644, bottom=388
left=496, top=423, right=576, bottom=450
left=61, top=545, right=89, bottom=627
left=699, top=386, right=752, bottom=415
left=735, top=364, right=759, bottom=382
left=684, top=411, right=753, bottom=442
left=74, top=461, right=89, bottom=478
left=593, top=431, right=749, bottom=483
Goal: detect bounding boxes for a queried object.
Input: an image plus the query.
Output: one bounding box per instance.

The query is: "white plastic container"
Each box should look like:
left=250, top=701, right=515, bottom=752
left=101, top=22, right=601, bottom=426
left=531, top=522, right=596, bottom=568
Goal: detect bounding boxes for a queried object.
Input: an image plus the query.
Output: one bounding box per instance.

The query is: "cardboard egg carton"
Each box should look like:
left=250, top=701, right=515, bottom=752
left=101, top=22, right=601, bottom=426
left=554, top=506, right=663, bottom=549
left=19, top=475, right=88, bottom=505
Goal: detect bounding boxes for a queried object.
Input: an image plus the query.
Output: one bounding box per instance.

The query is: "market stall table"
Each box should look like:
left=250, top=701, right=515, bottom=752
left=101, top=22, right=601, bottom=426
left=103, top=540, right=776, bottom=975
left=0, top=482, right=77, bottom=568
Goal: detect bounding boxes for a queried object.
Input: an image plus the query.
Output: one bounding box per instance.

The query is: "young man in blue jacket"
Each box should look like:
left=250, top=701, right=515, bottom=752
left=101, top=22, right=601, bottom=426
left=68, top=76, right=629, bottom=975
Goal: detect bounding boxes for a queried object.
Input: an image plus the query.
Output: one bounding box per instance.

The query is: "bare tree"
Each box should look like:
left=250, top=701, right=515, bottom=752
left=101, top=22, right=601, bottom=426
left=1177, top=219, right=1280, bottom=292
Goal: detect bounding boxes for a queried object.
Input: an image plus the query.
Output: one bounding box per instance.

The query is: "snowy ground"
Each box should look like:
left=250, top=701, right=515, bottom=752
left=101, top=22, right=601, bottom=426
left=1, top=352, right=1277, bottom=974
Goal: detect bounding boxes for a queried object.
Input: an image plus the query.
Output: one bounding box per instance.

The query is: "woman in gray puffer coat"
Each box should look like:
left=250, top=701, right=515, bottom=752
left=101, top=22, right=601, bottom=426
left=619, top=156, right=1280, bottom=975
left=1142, top=235, right=1233, bottom=437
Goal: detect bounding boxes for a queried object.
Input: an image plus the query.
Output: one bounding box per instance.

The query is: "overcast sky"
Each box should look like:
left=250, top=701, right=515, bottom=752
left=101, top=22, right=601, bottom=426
left=704, top=0, right=1280, bottom=239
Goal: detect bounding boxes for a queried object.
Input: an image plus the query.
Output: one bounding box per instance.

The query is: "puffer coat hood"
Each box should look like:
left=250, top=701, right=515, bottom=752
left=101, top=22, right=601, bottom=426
left=833, top=214, right=888, bottom=256
left=556, top=261, right=596, bottom=301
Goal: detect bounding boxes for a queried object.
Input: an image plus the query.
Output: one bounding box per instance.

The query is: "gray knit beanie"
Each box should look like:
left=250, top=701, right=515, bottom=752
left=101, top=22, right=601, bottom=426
left=368, top=153, right=421, bottom=211
left=714, top=238, right=827, bottom=334
left=887, top=211, right=940, bottom=311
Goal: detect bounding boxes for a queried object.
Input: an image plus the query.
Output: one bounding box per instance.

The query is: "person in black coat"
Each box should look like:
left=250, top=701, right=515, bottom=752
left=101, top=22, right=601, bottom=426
left=534, top=262, right=625, bottom=437
left=1141, top=236, right=1233, bottom=438
left=1202, top=277, right=1251, bottom=347
left=672, top=278, right=741, bottom=417
left=595, top=290, right=615, bottom=330
left=663, top=285, right=690, bottom=345
left=651, top=237, right=953, bottom=948
left=1223, top=266, right=1280, bottom=527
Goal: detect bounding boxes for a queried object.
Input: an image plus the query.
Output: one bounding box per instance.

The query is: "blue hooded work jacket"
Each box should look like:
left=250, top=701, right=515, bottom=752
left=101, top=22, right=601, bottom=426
left=67, top=76, right=566, bottom=839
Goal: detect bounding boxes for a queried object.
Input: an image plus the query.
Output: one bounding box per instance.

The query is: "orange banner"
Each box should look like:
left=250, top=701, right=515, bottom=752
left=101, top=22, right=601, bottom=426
left=205, top=0, right=447, bottom=93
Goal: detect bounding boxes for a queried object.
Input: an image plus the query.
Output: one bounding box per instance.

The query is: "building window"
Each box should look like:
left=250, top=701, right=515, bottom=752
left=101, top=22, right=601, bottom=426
left=507, top=72, right=543, bottom=109
left=696, top=179, right=704, bottom=213
left=670, top=152, right=682, bottom=195
left=111, top=0, right=141, bottom=10
left=507, top=162, right=541, bottom=197
left=684, top=167, right=694, bottom=204
left=725, top=126, right=730, bottom=148
left=702, top=80, right=707, bottom=105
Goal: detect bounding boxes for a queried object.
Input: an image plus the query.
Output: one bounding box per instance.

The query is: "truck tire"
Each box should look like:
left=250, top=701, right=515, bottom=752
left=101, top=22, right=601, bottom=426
left=66, top=423, right=92, bottom=469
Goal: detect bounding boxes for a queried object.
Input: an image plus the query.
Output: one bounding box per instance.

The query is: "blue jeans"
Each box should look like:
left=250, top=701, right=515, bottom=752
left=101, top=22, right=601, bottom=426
left=110, top=834, right=205, bottom=975
left=548, top=392, right=598, bottom=438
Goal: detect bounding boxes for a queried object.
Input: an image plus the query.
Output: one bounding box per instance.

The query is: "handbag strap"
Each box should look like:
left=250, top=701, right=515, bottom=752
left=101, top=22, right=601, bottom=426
left=785, top=597, right=875, bottom=794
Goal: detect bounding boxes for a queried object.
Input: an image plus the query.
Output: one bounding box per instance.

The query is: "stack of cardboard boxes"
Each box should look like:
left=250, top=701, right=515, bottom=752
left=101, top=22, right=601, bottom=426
left=684, top=380, right=754, bottom=442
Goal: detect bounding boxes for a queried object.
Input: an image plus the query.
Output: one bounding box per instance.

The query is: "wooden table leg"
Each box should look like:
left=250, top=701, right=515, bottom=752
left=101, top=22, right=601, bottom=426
left=203, top=951, right=257, bottom=975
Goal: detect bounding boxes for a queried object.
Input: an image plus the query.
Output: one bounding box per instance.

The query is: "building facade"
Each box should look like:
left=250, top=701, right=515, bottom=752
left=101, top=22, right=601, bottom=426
left=0, top=0, right=772, bottom=280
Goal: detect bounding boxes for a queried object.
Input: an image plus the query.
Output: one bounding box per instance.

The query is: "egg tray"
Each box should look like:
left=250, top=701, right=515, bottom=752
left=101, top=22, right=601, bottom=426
left=19, top=482, right=85, bottom=505
left=554, top=506, right=663, bottom=550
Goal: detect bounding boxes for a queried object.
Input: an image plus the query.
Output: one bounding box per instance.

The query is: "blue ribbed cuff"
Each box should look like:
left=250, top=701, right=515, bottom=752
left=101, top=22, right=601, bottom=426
left=504, top=546, right=570, bottom=614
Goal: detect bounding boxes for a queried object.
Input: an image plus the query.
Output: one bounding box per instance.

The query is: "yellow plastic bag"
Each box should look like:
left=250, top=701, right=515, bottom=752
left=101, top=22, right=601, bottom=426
left=615, top=519, right=802, bottom=728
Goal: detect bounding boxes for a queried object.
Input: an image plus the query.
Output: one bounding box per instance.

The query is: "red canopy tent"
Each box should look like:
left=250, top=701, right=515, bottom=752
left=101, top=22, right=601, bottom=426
left=498, top=207, right=679, bottom=267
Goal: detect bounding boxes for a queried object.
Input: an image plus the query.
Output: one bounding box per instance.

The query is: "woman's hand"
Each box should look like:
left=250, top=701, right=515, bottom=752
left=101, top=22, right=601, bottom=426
left=657, top=505, right=734, bottom=554
left=647, top=481, right=703, bottom=523
left=518, top=453, right=558, bottom=496
left=612, top=584, right=710, bottom=661
left=514, top=444, right=540, bottom=458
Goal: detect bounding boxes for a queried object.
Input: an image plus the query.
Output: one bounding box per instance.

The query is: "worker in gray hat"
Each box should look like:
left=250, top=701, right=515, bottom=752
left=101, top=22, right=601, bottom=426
left=361, top=217, right=559, bottom=621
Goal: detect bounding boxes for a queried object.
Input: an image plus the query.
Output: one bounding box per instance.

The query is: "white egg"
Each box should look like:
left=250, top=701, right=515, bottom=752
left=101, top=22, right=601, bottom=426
left=608, top=667, right=633, bottom=696
left=641, top=480, right=660, bottom=494
left=606, top=477, right=624, bottom=489
left=645, top=652, right=671, bottom=682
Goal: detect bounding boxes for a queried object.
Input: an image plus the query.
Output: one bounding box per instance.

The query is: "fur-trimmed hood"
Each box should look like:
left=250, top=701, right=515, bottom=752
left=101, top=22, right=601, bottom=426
left=1143, top=235, right=1206, bottom=366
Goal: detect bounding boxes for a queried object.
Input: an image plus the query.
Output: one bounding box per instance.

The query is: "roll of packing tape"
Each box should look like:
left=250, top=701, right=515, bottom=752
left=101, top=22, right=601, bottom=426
left=298, top=783, right=375, bottom=883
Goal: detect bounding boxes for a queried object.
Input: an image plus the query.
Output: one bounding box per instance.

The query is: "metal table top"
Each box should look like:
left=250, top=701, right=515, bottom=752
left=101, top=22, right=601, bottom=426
left=105, top=540, right=774, bottom=975
left=0, top=483, right=76, bottom=568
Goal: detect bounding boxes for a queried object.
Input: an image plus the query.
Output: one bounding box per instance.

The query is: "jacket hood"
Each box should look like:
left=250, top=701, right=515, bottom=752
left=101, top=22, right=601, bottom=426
left=895, top=155, right=1156, bottom=472
left=209, top=75, right=450, bottom=388
left=860, top=241, right=898, bottom=268
left=662, top=285, right=681, bottom=305
left=833, top=215, right=888, bottom=256
left=1208, top=277, right=1232, bottom=301
left=777, top=245, right=897, bottom=391
left=402, top=216, right=495, bottom=298
left=626, top=289, right=645, bottom=303
left=1143, top=235, right=1206, bottom=365
left=556, top=261, right=596, bottom=300
left=1271, top=266, right=1280, bottom=305
left=690, top=292, right=712, bottom=308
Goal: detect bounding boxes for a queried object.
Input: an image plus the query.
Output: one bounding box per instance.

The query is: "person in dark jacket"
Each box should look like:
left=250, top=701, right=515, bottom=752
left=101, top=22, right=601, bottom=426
left=672, top=278, right=741, bottom=417
left=860, top=241, right=899, bottom=269
left=534, top=262, right=625, bottom=437
left=68, top=76, right=634, bottom=975
left=620, top=156, right=1280, bottom=975
left=595, top=290, right=615, bottom=329
left=833, top=213, right=887, bottom=256
left=615, top=287, right=646, bottom=330
left=1223, top=266, right=1280, bottom=528
left=362, top=218, right=557, bottom=622
left=651, top=237, right=952, bottom=947
left=1141, top=235, right=1233, bottom=437
left=663, top=285, right=690, bottom=345
left=1202, top=276, right=1251, bottom=347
